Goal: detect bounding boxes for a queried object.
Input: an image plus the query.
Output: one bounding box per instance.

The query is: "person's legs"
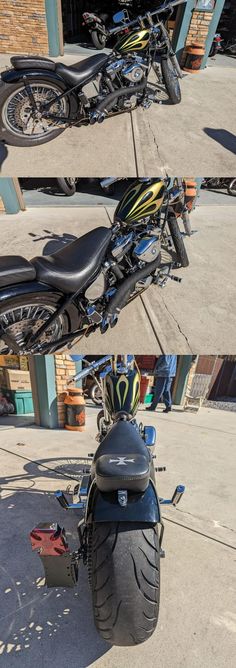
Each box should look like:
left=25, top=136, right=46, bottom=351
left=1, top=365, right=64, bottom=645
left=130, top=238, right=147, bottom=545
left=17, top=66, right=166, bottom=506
left=162, top=377, right=173, bottom=410
left=147, top=377, right=166, bottom=410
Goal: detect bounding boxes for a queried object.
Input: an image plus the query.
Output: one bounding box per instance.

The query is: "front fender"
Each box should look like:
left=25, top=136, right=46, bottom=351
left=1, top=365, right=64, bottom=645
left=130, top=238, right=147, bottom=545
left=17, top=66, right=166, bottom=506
left=87, top=480, right=161, bottom=525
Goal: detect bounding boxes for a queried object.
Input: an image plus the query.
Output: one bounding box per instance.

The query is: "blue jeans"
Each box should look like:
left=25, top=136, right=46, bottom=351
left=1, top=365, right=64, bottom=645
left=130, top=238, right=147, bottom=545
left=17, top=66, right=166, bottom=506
left=150, top=377, right=173, bottom=410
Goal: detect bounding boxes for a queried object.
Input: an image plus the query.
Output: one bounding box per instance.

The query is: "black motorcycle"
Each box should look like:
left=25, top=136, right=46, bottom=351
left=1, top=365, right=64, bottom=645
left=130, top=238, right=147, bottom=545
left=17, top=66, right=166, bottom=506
left=0, top=1, right=184, bottom=148
left=0, top=178, right=189, bottom=355
left=29, top=354, right=185, bottom=646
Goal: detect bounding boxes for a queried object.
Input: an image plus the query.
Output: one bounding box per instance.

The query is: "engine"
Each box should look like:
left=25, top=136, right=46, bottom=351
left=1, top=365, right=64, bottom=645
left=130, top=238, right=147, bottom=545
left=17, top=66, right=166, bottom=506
left=106, top=55, right=147, bottom=84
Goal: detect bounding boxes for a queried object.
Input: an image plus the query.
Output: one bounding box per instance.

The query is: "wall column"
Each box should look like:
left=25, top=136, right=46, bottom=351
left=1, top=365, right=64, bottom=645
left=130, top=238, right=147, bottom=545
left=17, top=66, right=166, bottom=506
left=29, top=355, right=58, bottom=429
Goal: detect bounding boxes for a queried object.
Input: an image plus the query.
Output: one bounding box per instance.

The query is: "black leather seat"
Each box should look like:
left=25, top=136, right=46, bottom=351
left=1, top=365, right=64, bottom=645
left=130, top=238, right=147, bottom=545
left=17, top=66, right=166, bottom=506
left=55, top=53, right=109, bottom=87
left=31, top=227, right=111, bottom=295
left=11, top=56, right=56, bottom=71
left=94, top=421, right=151, bottom=493
left=0, top=256, right=36, bottom=288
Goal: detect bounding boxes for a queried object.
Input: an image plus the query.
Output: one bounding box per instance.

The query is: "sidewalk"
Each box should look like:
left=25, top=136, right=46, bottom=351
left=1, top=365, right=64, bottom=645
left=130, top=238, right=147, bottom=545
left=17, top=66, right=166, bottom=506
left=0, top=54, right=235, bottom=175
left=1, top=203, right=236, bottom=353
left=0, top=405, right=235, bottom=667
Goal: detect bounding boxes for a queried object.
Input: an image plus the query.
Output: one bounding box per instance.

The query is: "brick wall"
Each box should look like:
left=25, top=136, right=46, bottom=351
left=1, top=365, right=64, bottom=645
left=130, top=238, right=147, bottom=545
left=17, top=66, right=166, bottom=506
left=182, top=9, right=212, bottom=64
left=0, top=0, right=49, bottom=54
left=54, top=354, right=77, bottom=428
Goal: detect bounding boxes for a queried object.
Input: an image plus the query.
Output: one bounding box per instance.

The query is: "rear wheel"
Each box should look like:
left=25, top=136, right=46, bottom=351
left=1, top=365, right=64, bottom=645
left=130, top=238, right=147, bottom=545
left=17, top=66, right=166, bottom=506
left=57, top=178, right=77, bottom=196
left=0, top=295, right=69, bottom=353
left=90, top=522, right=160, bottom=646
left=228, top=178, right=236, bottom=196
left=91, top=29, right=106, bottom=50
left=168, top=216, right=189, bottom=267
left=0, top=80, right=70, bottom=146
left=161, top=57, right=181, bottom=104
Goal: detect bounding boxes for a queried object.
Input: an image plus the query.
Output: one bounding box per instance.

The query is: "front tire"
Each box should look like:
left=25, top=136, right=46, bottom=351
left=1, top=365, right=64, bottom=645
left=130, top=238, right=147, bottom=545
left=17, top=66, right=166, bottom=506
left=168, top=216, right=189, bottom=267
left=90, top=522, right=160, bottom=646
left=161, top=57, right=181, bottom=104
left=90, top=383, right=102, bottom=406
left=0, top=80, right=70, bottom=147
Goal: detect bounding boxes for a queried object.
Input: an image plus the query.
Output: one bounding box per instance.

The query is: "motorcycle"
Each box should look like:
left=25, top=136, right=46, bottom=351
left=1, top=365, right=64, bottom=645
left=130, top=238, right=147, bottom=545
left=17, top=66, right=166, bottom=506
left=29, top=354, right=185, bottom=646
left=0, top=1, right=184, bottom=148
left=202, top=177, right=236, bottom=197
left=0, top=178, right=190, bottom=355
left=209, top=33, right=223, bottom=58
left=57, top=177, right=79, bottom=196
left=83, top=0, right=156, bottom=50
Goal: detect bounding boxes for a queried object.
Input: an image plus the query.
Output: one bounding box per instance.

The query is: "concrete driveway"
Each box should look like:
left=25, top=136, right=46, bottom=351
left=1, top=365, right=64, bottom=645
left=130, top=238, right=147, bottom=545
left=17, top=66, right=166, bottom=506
left=0, top=53, right=235, bottom=176
left=1, top=194, right=236, bottom=353
left=0, top=404, right=235, bottom=667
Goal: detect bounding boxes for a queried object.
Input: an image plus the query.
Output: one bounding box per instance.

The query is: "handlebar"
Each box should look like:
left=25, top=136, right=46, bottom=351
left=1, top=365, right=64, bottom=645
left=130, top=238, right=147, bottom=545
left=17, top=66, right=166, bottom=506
left=109, top=0, right=186, bottom=35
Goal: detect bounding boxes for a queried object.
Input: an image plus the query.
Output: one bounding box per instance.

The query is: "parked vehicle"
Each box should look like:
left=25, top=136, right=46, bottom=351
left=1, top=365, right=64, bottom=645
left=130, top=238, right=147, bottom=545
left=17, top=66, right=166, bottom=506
left=57, top=177, right=79, bottom=196
left=202, top=177, right=236, bottom=196
left=83, top=0, right=158, bottom=50
left=0, top=1, right=185, bottom=148
left=209, top=33, right=223, bottom=58
left=29, top=354, right=185, bottom=646
left=0, top=178, right=190, bottom=354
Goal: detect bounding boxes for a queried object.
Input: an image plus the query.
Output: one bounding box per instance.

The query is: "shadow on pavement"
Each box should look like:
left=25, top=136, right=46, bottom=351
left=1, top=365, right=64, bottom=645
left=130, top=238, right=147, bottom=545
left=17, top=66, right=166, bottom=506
left=0, top=457, right=109, bottom=665
left=28, top=230, right=77, bottom=255
left=0, top=141, right=8, bottom=171
left=203, top=128, right=236, bottom=155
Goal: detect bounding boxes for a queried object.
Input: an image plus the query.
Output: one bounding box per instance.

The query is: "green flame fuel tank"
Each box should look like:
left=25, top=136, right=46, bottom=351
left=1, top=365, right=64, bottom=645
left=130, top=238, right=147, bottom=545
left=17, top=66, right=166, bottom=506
left=114, top=179, right=166, bottom=225
left=115, top=29, right=151, bottom=53
left=104, top=369, right=140, bottom=419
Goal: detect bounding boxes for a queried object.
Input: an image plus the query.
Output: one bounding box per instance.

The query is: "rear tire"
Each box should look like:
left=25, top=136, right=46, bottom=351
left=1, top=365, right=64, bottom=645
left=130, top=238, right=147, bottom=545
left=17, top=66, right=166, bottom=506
left=90, top=522, right=160, bottom=646
left=228, top=178, right=236, bottom=196
left=161, top=58, right=181, bottom=104
left=168, top=216, right=189, bottom=267
left=0, top=80, right=70, bottom=147
left=0, top=293, right=70, bottom=353
left=91, top=29, right=106, bottom=50
left=57, top=178, right=77, bottom=196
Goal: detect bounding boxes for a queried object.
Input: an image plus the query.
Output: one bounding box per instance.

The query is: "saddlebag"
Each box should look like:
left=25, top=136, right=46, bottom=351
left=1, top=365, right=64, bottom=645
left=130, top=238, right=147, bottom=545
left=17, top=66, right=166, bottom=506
left=0, top=256, right=36, bottom=288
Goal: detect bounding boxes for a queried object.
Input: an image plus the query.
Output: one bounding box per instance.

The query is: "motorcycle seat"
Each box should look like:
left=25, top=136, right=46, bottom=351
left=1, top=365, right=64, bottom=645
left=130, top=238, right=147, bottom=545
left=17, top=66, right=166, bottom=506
left=94, top=421, right=151, bottom=493
left=0, top=256, right=36, bottom=288
left=31, top=227, right=112, bottom=295
left=55, top=53, right=109, bottom=87
left=11, top=56, right=56, bottom=71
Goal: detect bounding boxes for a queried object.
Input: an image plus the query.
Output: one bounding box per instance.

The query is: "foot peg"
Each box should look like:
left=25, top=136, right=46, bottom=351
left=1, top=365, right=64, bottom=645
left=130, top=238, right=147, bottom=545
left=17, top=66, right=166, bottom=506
left=90, top=110, right=106, bottom=125
left=159, top=484, right=185, bottom=506
left=29, top=523, right=78, bottom=587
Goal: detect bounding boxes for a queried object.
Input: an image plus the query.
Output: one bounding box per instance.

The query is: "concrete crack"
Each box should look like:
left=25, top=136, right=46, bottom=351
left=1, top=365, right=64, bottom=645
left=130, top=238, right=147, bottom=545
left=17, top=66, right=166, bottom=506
left=175, top=508, right=236, bottom=534
left=145, top=115, right=168, bottom=177
left=159, top=293, right=194, bottom=352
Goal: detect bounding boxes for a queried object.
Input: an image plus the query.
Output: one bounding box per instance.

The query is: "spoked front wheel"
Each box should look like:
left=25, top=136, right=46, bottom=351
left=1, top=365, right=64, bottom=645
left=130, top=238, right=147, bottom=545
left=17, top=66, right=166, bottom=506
left=0, top=298, right=69, bottom=353
left=0, top=80, right=70, bottom=146
left=161, top=57, right=181, bottom=104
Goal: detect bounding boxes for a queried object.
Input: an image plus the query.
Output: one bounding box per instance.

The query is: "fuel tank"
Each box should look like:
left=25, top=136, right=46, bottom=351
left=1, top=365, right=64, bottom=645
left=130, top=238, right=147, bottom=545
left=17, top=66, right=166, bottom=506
left=114, top=179, right=166, bottom=224
left=104, top=369, right=140, bottom=419
left=115, top=29, right=151, bottom=53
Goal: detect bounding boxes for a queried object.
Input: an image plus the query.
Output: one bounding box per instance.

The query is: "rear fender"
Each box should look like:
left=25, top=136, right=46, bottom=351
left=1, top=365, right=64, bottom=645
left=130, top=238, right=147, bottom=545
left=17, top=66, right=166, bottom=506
left=0, top=281, right=79, bottom=331
left=0, top=69, right=79, bottom=113
left=86, top=480, right=161, bottom=525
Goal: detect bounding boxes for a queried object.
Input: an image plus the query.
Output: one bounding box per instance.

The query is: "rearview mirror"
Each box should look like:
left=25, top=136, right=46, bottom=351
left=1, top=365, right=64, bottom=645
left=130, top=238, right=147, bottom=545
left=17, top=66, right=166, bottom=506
left=113, top=10, right=126, bottom=24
